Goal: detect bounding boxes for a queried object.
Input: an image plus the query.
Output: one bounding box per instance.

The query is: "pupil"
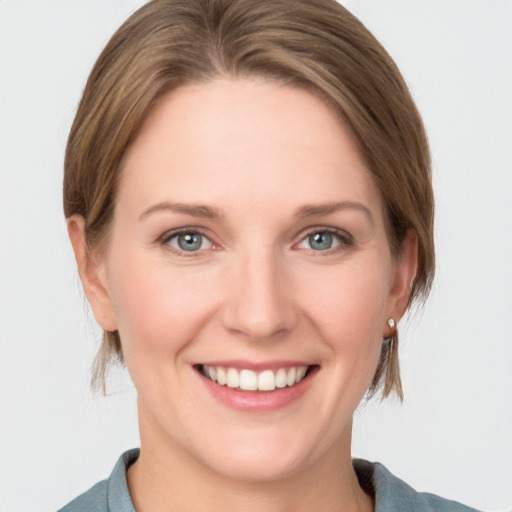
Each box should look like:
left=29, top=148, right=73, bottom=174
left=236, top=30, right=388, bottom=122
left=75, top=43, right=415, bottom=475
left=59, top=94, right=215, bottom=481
left=310, top=232, right=332, bottom=250
left=178, top=233, right=202, bottom=251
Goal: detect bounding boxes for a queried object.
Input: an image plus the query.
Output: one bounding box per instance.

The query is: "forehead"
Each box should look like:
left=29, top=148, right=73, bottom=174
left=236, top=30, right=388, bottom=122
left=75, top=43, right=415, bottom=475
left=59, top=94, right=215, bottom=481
left=119, top=79, right=382, bottom=217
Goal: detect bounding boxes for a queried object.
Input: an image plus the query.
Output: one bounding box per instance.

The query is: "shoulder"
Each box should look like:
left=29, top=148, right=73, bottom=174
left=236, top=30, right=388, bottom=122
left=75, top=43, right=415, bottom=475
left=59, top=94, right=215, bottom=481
left=57, top=479, right=108, bottom=512
left=57, top=449, right=139, bottom=512
left=353, top=459, right=482, bottom=512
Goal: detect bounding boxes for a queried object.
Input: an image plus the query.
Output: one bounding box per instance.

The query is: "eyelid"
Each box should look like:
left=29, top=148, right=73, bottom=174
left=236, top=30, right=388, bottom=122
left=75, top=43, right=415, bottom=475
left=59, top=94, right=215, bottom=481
left=159, top=227, right=217, bottom=255
left=159, top=226, right=207, bottom=243
left=156, top=225, right=354, bottom=255
left=294, top=226, right=354, bottom=251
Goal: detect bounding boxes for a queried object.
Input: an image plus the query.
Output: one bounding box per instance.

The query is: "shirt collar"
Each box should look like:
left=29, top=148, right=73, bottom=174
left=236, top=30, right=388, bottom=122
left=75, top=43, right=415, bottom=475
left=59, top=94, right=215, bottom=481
left=107, top=449, right=432, bottom=512
left=107, top=448, right=139, bottom=512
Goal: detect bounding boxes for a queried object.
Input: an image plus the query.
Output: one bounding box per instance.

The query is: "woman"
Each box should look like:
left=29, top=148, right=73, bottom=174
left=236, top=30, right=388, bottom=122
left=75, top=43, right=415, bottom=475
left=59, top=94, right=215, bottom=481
left=59, top=0, right=479, bottom=510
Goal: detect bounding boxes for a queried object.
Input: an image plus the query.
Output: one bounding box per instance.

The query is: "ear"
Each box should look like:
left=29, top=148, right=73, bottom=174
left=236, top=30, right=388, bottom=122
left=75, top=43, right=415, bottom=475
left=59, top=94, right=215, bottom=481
left=67, top=215, right=118, bottom=332
left=385, top=228, right=418, bottom=335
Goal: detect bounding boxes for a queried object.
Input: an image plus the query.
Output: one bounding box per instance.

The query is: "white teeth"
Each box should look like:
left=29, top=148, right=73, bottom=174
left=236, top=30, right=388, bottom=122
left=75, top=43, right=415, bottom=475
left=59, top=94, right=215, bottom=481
left=275, top=368, right=287, bottom=388
left=217, top=367, right=227, bottom=385
left=286, top=367, right=296, bottom=386
left=258, top=370, right=276, bottom=391
left=201, top=365, right=309, bottom=391
left=296, top=366, right=307, bottom=383
left=239, top=369, right=258, bottom=390
left=226, top=368, right=239, bottom=388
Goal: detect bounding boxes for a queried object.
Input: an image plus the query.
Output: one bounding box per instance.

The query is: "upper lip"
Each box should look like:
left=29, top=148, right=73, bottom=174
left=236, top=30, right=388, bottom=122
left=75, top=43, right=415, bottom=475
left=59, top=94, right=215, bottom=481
left=195, top=360, right=316, bottom=371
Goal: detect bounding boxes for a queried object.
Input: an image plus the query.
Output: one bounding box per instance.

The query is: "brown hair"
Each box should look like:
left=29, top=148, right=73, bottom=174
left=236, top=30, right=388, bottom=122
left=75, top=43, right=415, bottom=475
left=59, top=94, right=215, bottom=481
left=64, top=0, right=434, bottom=398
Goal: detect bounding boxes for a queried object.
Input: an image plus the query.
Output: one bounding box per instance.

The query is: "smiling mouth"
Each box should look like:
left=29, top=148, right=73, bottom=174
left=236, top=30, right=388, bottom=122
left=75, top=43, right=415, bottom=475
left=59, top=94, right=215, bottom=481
left=196, top=364, right=315, bottom=392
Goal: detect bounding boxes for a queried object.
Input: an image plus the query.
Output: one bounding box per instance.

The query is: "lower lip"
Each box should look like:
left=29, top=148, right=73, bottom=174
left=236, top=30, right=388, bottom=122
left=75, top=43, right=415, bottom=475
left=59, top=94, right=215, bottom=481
left=197, top=367, right=318, bottom=412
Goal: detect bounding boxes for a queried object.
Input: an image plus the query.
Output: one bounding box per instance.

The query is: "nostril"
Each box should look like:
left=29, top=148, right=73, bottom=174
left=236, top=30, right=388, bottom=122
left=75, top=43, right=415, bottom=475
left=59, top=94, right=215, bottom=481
left=220, top=267, right=298, bottom=340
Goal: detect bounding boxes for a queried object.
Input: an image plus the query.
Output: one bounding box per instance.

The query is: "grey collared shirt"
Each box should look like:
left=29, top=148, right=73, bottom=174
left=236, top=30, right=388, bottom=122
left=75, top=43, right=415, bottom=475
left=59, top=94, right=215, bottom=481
left=58, top=449, right=481, bottom=512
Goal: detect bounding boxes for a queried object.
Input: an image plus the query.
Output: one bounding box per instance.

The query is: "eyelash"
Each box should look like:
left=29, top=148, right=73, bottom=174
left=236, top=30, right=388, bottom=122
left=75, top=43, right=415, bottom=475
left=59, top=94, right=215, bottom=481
left=295, top=227, right=354, bottom=254
left=158, top=226, right=354, bottom=256
left=159, top=227, right=216, bottom=257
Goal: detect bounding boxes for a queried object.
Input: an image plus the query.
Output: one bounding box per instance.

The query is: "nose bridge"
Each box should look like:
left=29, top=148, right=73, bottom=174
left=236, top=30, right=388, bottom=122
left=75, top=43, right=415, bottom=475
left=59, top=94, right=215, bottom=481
left=222, top=243, right=296, bottom=340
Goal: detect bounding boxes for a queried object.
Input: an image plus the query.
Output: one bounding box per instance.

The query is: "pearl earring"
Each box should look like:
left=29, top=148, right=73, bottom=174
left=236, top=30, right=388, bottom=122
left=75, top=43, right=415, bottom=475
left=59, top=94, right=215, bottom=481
left=387, top=318, right=395, bottom=329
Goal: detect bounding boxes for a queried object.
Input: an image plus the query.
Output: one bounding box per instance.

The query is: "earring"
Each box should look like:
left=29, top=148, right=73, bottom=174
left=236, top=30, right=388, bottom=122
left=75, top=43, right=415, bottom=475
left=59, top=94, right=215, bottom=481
left=387, top=318, right=395, bottom=329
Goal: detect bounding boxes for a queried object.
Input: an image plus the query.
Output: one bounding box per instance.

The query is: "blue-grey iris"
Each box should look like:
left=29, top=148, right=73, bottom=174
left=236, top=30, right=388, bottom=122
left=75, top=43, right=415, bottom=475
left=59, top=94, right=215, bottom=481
left=178, top=233, right=202, bottom=251
left=309, top=232, right=333, bottom=250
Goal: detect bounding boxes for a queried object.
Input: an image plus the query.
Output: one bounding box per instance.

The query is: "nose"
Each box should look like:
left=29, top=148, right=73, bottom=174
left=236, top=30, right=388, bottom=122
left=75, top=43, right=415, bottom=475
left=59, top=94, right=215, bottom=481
left=220, top=248, right=298, bottom=341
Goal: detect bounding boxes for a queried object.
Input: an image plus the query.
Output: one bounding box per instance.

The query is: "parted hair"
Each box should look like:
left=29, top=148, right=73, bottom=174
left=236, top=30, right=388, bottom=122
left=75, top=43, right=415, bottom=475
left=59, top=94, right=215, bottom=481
left=64, top=0, right=434, bottom=399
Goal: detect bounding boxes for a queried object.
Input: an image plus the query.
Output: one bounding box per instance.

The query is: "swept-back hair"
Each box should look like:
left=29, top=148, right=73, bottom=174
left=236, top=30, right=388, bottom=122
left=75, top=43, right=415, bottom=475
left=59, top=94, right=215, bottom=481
left=64, top=0, right=434, bottom=398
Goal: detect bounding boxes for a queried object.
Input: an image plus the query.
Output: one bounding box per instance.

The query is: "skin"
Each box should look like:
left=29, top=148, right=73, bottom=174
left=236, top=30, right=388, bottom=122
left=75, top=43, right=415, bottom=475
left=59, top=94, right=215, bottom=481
left=69, top=79, right=417, bottom=512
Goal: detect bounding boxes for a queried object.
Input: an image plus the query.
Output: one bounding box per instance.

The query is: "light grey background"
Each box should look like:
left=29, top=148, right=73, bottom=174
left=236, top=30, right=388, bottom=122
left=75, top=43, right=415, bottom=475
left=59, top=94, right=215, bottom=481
left=0, top=1, right=511, bottom=511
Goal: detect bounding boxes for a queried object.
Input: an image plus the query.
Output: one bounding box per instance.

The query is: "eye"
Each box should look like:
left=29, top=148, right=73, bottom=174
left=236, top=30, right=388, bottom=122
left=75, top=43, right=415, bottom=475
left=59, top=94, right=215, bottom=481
left=164, top=230, right=214, bottom=252
left=296, top=229, right=352, bottom=252
left=307, top=232, right=336, bottom=251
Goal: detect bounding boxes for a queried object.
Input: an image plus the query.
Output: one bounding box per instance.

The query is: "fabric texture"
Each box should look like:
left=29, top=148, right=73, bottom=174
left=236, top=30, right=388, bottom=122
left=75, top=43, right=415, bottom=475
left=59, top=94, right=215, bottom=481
left=58, top=449, right=481, bottom=512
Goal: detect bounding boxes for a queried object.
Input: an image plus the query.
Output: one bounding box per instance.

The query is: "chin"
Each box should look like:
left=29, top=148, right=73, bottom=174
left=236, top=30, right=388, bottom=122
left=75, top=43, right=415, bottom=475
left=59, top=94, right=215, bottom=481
left=187, top=424, right=329, bottom=483
left=204, top=449, right=307, bottom=483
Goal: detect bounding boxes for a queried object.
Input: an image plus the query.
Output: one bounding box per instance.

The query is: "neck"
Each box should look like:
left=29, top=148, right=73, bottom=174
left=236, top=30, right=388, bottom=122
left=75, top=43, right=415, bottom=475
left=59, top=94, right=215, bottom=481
left=128, top=410, right=373, bottom=512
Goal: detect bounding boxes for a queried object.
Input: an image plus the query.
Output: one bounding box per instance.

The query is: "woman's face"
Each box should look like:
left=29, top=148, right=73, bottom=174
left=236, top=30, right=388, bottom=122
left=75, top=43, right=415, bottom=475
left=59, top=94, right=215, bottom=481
left=81, top=79, right=414, bottom=481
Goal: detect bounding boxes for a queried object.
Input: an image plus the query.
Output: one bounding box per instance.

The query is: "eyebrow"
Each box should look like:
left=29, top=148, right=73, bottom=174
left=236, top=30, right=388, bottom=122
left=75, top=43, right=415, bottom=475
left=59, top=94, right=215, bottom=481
left=295, top=201, right=374, bottom=225
left=139, top=202, right=221, bottom=221
left=139, top=200, right=373, bottom=224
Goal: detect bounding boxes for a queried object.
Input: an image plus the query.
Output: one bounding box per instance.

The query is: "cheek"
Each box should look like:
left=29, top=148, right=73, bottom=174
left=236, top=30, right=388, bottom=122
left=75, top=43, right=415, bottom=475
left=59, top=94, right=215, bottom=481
left=296, top=256, right=392, bottom=398
left=107, top=252, right=217, bottom=359
left=301, top=259, right=391, bottom=343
